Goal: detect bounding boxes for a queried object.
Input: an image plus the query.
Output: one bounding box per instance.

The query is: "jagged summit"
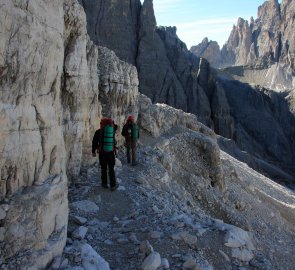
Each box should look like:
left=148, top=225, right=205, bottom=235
left=190, top=38, right=221, bottom=68
left=191, top=0, right=295, bottom=70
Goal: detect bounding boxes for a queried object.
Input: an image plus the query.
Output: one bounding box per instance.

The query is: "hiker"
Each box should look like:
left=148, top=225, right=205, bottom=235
left=121, top=115, right=139, bottom=166
left=92, top=117, right=119, bottom=191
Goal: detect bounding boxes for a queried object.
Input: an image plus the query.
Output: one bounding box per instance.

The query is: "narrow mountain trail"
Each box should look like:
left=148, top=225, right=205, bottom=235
left=55, top=137, right=262, bottom=270
left=52, top=131, right=295, bottom=270
left=64, top=150, right=221, bottom=270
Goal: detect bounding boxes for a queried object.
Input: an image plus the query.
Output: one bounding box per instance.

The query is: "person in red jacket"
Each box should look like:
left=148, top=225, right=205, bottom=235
left=121, top=115, right=139, bottom=166
left=92, top=117, right=118, bottom=191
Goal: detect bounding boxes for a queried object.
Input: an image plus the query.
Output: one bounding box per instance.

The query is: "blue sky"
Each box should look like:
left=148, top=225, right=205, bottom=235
left=148, top=0, right=279, bottom=49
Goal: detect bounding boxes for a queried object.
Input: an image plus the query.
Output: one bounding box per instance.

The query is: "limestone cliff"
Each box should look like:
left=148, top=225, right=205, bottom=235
left=0, top=0, right=138, bottom=268
left=0, top=1, right=68, bottom=267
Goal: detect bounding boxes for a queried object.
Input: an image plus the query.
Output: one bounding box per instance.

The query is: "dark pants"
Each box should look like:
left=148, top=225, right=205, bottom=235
left=99, top=152, right=116, bottom=187
left=126, top=141, right=137, bottom=165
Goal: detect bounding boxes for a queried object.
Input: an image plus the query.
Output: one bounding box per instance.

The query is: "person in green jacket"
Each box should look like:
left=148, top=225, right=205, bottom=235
left=121, top=115, right=139, bottom=166
left=92, top=117, right=118, bottom=191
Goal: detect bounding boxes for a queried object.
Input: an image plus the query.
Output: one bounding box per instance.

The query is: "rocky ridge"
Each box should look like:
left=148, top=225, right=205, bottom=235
left=191, top=0, right=295, bottom=72
left=190, top=38, right=222, bottom=69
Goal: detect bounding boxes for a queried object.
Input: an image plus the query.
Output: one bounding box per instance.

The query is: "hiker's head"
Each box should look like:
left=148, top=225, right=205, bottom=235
left=100, top=117, right=108, bottom=128
left=105, top=117, right=113, bottom=126
left=127, top=115, right=134, bottom=123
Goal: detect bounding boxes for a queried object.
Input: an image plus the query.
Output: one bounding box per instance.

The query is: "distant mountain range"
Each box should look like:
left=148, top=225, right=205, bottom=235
left=191, top=0, right=295, bottom=70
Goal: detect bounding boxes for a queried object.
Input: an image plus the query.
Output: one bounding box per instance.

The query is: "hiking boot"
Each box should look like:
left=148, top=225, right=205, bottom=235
left=110, top=183, right=119, bottom=191
left=101, top=183, right=108, bottom=189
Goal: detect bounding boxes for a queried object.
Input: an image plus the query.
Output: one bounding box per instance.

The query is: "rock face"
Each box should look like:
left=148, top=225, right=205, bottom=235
left=140, top=24, right=212, bottom=126
left=78, top=0, right=141, bottom=65
left=80, top=0, right=214, bottom=127
left=138, top=94, right=225, bottom=190
left=214, top=77, right=295, bottom=178
left=137, top=0, right=213, bottom=126
left=0, top=1, right=68, bottom=267
left=0, top=0, right=138, bottom=268
left=188, top=0, right=295, bottom=179
left=220, top=17, right=254, bottom=67
left=192, top=0, right=295, bottom=70
left=190, top=37, right=222, bottom=68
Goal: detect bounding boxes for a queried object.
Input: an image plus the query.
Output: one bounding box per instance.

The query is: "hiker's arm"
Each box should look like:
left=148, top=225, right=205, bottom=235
left=121, top=125, right=126, bottom=137
left=92, top=130, right=100, bottom=156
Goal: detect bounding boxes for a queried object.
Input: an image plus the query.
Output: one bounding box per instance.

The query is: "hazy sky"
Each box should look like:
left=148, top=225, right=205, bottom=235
left=150, top=0, right=278, bottom=49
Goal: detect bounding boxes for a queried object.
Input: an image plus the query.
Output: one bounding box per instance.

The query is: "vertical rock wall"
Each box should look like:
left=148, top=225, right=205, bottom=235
left=0, top=0, right=68, bottom=267
left=63, top=0, right=91, bottom=180
left=79, top=0, right=141, bottom=65
left=0, top=0, right=139, bottom=268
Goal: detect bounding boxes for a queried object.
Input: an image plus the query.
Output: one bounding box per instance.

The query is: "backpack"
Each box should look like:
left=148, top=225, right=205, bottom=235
left=127, top=123, right=139, bottom=142
left=132, top=123, right=139, bottom=141
left=103, top=123, right=114, bottom=152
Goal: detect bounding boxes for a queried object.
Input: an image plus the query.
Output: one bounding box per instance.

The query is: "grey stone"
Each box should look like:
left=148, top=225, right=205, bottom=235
left=183, top=256, right=197, bottom=269
left=81, top=243, right=110, bottom=270
left=72, top=226, right=88, bottom=240
left=149, top=231, right=163, bottom=239
left=129, top=233, right=140, bottom=244
left=0, top=227, right=5, bottom=242
left=50, top=256, right=62, bottom=270
left=141, top=252, right=161, bottom=270
left=224, top=226, right=254, bottom=250
left=73, top=216, right=88, bottom=225
left=232, top=247, right=254, bottom=262
left=190, top=37, right=221, bottom=68
left=0, top=208, right=6, bottom=220
left=172, top=254, right=181, bottom=258
left=161, top=258, right=170, bottom=269
left=104, top=239, right=113, bottom=245
left=140, top=240, right=154, bottom=256
left=71, top=200, right=99, bottom=213
left=60, top=258, right=69, bottom=269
